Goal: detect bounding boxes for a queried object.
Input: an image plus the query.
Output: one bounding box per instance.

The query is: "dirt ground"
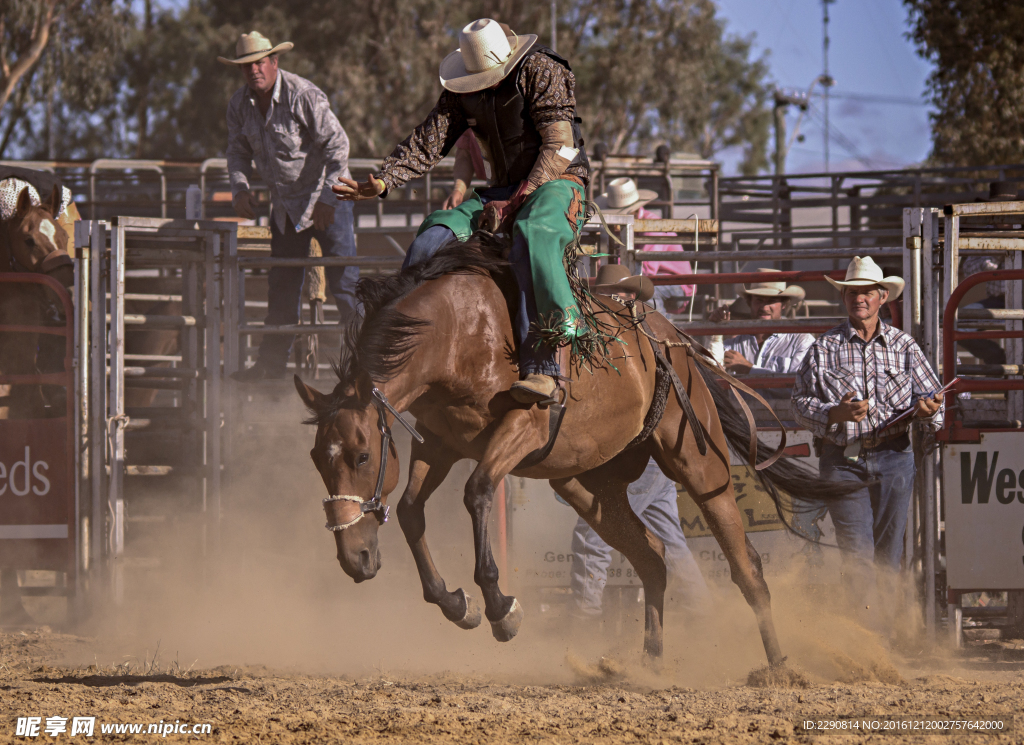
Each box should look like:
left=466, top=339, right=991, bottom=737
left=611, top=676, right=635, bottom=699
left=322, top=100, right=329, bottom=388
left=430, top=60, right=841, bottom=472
left=1, top=624, right=1022, bottom=744
left=2, top=399, right=1022, bottom=743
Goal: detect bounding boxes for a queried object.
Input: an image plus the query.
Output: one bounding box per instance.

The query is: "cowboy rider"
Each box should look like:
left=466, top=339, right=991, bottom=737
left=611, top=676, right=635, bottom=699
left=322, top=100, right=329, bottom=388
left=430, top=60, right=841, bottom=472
left=334, top=18, right=590, bottom=405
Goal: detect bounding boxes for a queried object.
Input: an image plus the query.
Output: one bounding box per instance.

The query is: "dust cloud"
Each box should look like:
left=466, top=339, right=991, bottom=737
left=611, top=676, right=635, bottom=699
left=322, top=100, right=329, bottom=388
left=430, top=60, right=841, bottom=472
left=14, top=388, right=992, bottom=691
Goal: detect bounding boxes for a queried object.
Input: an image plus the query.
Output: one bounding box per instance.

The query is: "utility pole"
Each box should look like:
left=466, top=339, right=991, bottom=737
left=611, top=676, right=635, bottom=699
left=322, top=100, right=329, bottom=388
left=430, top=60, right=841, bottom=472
left=821, top=0, right=836, bottom=172
left=551, top=1, right=557, bottom=52
left=773, top=89, right=809, bottom=175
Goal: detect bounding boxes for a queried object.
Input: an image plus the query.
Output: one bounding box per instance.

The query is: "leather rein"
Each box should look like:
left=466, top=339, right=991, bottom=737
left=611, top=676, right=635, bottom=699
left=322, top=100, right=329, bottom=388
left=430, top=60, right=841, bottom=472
left=322, top=387, right=424, bottom=532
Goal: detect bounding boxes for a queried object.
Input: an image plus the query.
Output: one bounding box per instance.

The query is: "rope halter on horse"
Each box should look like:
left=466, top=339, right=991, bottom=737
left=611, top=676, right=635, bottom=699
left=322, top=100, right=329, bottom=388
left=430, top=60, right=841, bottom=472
left=322, top=387, right=424, bottom=532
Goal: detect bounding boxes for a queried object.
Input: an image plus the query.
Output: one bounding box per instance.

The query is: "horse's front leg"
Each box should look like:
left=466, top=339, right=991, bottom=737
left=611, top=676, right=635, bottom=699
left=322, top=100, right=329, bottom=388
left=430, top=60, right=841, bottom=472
left=396, top=427, right=481, bottom=629
left=465, top=407, right=549, bottom=642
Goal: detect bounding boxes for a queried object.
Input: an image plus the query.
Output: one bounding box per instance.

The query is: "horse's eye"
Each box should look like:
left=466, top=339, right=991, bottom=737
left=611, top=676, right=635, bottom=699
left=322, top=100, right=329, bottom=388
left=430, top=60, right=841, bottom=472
left=357, top=453, right=369, bottom=466
left=23, top=236, right=35, bottom=247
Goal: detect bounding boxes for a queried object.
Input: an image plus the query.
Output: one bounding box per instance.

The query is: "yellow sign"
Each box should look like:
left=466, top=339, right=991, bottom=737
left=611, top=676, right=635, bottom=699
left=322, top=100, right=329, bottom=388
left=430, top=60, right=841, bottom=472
left=676, top=466, right=790, bottom=538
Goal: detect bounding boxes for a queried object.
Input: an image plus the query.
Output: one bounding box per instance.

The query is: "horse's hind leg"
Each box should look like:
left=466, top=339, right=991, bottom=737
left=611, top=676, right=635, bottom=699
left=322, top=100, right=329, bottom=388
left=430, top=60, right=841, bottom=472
left=553, top=450, right=668, bottom=659
left=651, top=346, right=785, bottom=667
left=396, top=428, right=481, bottom=630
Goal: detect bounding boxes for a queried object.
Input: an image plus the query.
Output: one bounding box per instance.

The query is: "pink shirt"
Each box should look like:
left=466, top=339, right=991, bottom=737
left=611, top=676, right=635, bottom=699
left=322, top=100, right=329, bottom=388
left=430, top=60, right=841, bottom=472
left=636, top=206, right=694, bottom=298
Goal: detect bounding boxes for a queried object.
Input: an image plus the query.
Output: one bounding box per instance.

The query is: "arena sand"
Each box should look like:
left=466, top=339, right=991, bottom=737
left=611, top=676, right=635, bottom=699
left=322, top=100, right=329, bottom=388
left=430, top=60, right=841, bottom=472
left=1, top=393, right=1022, bottom=743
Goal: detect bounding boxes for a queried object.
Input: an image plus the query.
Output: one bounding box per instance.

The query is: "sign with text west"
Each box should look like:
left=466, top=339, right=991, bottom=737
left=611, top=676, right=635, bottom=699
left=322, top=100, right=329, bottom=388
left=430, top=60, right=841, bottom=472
left=943, top=433, right=1024, bottom=590
left=0, top=418, right=74, bottom=571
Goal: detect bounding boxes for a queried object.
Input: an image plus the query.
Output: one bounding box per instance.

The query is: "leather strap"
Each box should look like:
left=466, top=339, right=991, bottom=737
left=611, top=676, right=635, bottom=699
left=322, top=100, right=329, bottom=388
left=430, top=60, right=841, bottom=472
left=515, top=392, right=567, bottom=469
left=685, top=340, right=788, bottom=471
left=639, top=317, right=708, bottom=457
left=641, top=322, right=788, bottom=472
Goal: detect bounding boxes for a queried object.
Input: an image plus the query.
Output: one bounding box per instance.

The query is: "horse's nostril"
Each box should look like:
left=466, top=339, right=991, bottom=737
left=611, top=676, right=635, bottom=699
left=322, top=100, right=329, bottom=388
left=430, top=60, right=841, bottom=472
left=359, top=549, right=372, bottom=569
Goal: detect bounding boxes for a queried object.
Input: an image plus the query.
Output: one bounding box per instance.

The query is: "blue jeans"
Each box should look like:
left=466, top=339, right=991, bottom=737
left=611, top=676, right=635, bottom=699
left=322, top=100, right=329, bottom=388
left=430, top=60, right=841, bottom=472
left=570, top=459, right=711, bottom=616
left=402, top=187, right=557, bottom=376
left=257, top=202, right=359, bottom=370
left=792, top=435, right=915, bottom=615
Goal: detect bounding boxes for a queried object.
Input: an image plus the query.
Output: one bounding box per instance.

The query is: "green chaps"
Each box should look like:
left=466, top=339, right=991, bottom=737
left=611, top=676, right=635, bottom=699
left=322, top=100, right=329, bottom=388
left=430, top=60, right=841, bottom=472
left=417, top=179, right=586, bottom=334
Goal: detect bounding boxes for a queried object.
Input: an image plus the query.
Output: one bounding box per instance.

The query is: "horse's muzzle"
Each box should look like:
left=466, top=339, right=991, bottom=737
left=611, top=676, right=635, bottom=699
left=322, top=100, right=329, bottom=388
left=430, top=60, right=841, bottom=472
left=342, top=547, right=380, bottom=583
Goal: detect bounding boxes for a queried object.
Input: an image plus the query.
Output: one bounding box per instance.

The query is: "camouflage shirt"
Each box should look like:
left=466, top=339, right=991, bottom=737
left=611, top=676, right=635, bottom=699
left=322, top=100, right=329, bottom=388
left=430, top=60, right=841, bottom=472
left=378, top=52, right=588, bottom=193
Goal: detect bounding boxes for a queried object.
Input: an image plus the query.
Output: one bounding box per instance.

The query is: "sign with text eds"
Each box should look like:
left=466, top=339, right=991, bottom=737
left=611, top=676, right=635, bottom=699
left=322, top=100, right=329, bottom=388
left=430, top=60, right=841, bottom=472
left=0, top=418, right=73, bottom=571
left=943, top=433, right=1024, bottom=589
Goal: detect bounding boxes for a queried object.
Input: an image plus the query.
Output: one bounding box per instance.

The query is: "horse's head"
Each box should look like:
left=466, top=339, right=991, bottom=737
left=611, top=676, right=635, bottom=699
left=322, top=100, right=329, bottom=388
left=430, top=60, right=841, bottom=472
left=4, top=185, right=72, bottom=284
left=294, top=374, right=401, bottom=583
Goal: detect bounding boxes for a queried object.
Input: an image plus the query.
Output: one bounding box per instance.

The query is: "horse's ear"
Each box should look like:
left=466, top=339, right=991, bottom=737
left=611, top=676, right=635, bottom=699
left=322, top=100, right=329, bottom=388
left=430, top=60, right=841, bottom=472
left=45, top=184, right=62, bottom=216
left=354, top=370, right=374, bottom=404
left=15, top=187, right=34, bottom=217
left=294, top=375, right=327, bottom=411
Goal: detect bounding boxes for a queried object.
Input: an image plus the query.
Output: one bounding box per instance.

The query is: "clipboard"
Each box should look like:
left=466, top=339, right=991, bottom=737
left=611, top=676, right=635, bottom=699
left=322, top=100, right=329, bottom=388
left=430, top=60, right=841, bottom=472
left=878, top=377, right=959, bottom=432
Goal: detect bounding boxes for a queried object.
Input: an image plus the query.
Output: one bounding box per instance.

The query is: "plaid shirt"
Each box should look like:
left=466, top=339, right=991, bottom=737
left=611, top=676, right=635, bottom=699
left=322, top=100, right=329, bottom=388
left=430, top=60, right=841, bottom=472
left=724, top=332, right=814, bottom=376
left=792, top=320, right=943, bottom=446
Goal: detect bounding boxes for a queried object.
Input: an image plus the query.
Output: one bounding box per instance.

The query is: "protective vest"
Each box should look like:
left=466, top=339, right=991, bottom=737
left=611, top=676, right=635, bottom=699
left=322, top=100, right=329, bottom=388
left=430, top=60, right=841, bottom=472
left=457, top=44, right=590, bottom=188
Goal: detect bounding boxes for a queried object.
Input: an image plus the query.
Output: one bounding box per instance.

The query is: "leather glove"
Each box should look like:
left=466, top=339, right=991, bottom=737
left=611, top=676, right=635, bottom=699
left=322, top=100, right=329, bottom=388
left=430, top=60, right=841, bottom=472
left=481, top=182, right=530, bottom=233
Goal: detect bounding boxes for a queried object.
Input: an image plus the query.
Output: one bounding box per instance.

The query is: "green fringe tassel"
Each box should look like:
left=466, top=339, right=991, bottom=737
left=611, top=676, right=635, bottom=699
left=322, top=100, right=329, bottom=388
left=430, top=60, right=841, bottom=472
left=528, top=201, right=627, bottom=376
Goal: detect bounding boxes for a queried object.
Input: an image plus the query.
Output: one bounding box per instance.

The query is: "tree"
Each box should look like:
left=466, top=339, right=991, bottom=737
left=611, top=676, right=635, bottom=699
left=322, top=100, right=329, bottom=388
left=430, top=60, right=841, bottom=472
left=0, top=0, right=131, bottom=159
left=905, top=0, right=1024, bottom=166
left=2, top=0, right=773, bottom=173
left=0, top=0, right=59, bottom=112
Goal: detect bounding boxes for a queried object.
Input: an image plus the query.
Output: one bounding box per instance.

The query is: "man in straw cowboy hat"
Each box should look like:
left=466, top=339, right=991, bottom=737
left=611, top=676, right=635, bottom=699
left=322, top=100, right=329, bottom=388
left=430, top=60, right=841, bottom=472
left=334, top=18, right=590, bottom=405
left=568, top=265, right=711, bottom=624
left=792, top=257, right=943, bottom=623
left=595, top=177, right=695, bottom=314
left=709, top=269, right=813, bottom=380
left=222, top=31, right=359, bottom=382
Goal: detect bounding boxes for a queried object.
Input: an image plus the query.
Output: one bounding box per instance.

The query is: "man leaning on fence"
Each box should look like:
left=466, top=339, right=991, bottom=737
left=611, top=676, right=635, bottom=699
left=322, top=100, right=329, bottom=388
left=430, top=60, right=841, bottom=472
left=791, top=257, right=943, bottom=625
left=222, top=31, right=359, bottom=382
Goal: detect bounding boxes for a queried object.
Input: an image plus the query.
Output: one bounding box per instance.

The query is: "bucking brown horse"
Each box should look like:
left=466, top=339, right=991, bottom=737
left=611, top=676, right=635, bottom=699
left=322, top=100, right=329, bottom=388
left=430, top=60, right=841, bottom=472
left=294, top=240, right=852, bottom=664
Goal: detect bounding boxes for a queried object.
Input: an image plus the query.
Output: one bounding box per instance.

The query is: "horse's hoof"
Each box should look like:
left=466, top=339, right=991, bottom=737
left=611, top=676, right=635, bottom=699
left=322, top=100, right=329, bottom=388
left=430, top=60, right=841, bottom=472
left=490, top=597, right=523, bottom=642
left=453, top=589, right=482, bottom=630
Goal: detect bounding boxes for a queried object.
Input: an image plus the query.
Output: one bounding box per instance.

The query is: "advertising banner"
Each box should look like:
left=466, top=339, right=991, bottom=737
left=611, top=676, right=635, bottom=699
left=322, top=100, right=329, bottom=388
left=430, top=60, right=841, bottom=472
left=943, top=433, right=1024, bottom=589
left=0, top=417, right=74, bottom=571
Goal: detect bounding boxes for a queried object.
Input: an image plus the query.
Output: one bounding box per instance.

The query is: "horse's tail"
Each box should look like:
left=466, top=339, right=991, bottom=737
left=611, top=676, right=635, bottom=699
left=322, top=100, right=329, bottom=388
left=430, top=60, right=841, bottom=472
left=696, top=363, right=861, bottom=535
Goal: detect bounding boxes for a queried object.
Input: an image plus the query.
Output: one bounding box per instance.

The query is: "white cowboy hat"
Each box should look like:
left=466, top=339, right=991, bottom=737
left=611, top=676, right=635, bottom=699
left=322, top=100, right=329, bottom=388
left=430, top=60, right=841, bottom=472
left=594, top=263, right=654, bottom=303
left=825, top=256, right=905, bottom=301
left=218, top=31, right=293, bottom=66
left=594, top=177, right=659, bottom=214
left=742, top=268, right=805, bottom=301
left=439, top=19, right=538, bottom=94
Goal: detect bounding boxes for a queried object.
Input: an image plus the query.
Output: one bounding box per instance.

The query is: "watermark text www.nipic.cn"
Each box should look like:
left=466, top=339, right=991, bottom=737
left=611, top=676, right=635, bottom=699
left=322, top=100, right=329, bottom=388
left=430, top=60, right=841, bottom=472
left=16, top=717, right=213, bottom=737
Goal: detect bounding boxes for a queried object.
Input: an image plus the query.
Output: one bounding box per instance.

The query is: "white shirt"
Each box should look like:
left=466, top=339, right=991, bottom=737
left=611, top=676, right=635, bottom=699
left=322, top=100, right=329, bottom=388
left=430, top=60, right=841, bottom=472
left=724, top=332, right=815, bottom=375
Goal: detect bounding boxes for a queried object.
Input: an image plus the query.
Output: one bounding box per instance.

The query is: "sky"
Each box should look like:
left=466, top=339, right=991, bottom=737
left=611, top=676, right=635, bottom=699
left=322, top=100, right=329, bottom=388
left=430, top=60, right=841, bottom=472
left=713, top=0, right=935, bottom=176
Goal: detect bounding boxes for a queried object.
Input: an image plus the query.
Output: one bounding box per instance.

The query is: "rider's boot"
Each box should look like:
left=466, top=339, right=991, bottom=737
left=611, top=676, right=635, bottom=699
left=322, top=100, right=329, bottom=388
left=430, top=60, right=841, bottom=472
left=509, top=344, right=566, bottom=405
left=509, top=373, right=558, bottom=404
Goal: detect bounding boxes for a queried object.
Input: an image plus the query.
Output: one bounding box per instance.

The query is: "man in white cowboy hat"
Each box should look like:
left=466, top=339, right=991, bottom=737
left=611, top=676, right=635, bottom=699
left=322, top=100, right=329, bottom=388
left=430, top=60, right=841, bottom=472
left=792, top=256, right=943, bottom=619
left=333, top=18, right=590, bottom=405
left=222, top=31, right=359, bottom=382
left=709, top=269, right=813, bottom=381
left=571, top=266, right=711, bottom=624
left=595, top=177, right=695, bottom=314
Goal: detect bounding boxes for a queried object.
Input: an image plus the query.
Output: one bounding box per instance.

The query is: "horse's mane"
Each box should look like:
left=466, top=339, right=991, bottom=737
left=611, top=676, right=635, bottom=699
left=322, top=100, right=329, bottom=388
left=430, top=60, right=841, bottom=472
left=305, top=235, right=511, bottom=426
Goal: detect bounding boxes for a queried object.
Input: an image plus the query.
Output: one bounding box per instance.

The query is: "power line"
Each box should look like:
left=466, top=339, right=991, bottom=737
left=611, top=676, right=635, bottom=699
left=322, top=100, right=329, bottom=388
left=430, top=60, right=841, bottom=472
left=815, top=91, right=927, bottom=107
left=805, top=104, right=876, bottom=169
